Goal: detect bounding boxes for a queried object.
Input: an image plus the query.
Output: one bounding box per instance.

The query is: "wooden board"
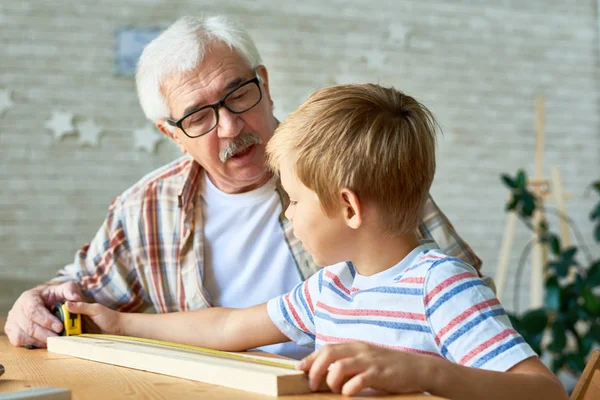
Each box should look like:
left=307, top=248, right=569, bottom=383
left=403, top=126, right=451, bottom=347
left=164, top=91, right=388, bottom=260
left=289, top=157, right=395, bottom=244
left=47, top=335, right=315, bottom=396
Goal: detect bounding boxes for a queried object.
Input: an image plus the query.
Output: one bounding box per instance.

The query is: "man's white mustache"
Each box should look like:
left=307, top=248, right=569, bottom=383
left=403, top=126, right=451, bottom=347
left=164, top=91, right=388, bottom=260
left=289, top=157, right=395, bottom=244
left=219, top=133, right=262, bottom=163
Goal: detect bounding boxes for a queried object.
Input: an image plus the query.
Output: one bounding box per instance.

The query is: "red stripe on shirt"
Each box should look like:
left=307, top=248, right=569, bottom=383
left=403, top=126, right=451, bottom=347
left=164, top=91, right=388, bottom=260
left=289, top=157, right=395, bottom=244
left=397, top=277, right=425, bottom=284
left=317, top=301, right=426, bottom=321
left=285, top=293, right=311, bottom=334
left=458, top=328, right=518, bottom=365
left=424, top=271, right=475, bottom=305
left=435, top=298, right=501, bottom=345
left=316, top=333, right=442, bottom=358
left=325, top=270, right=351, bottom=295
left=303, top=281, right=314, bottom=314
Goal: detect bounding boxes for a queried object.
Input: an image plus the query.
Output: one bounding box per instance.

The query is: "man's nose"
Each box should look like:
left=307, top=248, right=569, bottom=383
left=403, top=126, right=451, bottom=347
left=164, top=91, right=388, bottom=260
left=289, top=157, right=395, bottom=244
left=216, top=107, right=243, bottom=138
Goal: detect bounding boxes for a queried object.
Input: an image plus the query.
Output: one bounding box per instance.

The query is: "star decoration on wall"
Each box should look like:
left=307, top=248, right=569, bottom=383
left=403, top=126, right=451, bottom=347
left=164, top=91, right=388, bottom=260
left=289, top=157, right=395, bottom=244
left=134, top=124, right=163, bottom=153
left=0, top=88, right=14, bottom=116
left=76, top=119, right=103, bottom=147
left=45, top=110, right=75, bottom=140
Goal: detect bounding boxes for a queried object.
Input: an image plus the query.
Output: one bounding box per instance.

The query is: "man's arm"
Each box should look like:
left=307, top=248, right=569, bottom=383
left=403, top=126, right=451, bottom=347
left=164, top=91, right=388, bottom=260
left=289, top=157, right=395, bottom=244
left=418, top=195, right=482, bottom=271
left=5, top=196, right=147, bottom=348
left=54, top=196, right=148, bottom=313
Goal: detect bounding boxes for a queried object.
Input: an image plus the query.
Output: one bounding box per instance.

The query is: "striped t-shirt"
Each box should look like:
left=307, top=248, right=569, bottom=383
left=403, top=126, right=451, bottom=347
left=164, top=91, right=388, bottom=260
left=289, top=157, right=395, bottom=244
left=267, top=242, right=536, bottom=371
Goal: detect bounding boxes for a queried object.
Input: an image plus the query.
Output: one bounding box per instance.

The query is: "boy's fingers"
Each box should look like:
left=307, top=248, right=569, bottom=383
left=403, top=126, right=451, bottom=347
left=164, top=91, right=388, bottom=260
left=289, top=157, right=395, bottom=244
left=342, top=370, right=376, bottom=397
left=298, top=351, right=318, bottom=370
left=326, top=358, right=366, bottom=393
left=65, top=301, right=93, bottom=315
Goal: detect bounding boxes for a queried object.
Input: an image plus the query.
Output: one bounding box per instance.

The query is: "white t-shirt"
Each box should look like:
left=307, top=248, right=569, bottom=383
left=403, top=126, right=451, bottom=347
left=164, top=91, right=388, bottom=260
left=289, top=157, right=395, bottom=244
left=201, top=172, right=308, bottom=358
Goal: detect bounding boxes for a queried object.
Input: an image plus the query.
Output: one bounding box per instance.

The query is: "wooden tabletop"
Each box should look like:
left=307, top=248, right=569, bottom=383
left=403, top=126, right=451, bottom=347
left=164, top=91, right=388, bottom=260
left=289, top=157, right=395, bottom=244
left=0, top=316, right=441, bottom=399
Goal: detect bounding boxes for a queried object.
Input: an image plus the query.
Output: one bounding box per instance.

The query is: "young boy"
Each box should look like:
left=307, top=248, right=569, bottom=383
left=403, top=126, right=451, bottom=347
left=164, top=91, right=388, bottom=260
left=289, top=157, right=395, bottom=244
left=67, top=84, right=567, bottom=399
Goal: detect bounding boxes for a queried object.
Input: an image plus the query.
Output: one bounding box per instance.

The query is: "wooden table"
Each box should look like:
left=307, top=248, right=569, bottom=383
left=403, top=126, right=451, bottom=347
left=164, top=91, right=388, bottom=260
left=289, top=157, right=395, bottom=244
left=0, top=317, right=440, bottom=399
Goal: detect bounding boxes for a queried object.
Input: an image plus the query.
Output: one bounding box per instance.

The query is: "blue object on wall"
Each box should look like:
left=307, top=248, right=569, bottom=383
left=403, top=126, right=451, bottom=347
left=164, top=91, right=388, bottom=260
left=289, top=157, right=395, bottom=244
left=115, top=27, right=162, bottom=76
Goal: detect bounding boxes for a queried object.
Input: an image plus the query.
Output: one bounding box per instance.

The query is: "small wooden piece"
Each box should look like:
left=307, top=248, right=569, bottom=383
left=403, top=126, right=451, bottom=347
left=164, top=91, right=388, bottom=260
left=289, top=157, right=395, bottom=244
left=529, top=96, right=548, bottom=308
left=495, top=211, right=517, bottom=302
left=570, top=350, right=600, bottom=400
left=47, top=335, right=315, bottom=396
left=0, top=387, right=71, bottom=400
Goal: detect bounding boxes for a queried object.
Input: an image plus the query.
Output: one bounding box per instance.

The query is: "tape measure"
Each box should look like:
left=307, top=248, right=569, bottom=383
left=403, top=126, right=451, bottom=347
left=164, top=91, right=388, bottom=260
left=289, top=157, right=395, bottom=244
left=52, top=302, right=82, bottom=336
left=51, top=302, right=297, bottom=370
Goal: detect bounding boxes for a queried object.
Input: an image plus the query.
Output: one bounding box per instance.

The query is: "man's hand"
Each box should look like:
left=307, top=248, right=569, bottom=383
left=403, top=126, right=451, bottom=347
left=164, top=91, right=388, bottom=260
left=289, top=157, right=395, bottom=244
left=65, top=302, right=122, bottom=335
left=4, top=282, right=84, bottom=348
left=298, top=342, right=430, bottom=396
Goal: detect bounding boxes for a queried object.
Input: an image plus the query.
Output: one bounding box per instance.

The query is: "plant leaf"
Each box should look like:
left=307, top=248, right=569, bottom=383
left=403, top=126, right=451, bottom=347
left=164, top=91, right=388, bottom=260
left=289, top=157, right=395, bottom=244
left=551, top=356, right=565, bottom=374
left=580, top=332, right=595, bottom=357
left=590, top=323, right=600, bottom=342
left=522, top=193, right=536, bottom=217
left=544, top=277, right=561, bottom=311
left=547, top=322, right=567, bottom=353
left=501, top=174, right=517, bottom=189
left=521, top=309, right=548, bottom=334
left=590, top=202, right=600, bottom=221
left=550, top=235, right=561, bottom=256
left=582, top=288, right=600, bottom=316
left=507, top=313, right=522, bottom=333
left=587, top=261, right=600, bottom=287
left=506, top=196, right=518, bottom=212
left=516, top=170, right=527, bottom=189
left=562, top=247, right=578, bottom=262
left=566, top=353, right=587, bottom=373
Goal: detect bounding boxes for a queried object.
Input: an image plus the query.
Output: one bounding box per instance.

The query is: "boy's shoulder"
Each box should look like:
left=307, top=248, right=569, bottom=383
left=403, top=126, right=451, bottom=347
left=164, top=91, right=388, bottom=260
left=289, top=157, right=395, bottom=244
left=399, top=246, right=480, bottom=287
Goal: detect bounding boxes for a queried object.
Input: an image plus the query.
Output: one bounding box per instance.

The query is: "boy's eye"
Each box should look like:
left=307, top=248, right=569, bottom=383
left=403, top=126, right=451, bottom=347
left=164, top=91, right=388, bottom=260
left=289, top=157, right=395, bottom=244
left=289, top=200, right=297, bottom=206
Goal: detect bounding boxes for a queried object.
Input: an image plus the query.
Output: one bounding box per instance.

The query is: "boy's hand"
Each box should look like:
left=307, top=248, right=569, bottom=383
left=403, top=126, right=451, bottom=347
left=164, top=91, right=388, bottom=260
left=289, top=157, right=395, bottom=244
left=65, top=301, right=122, bottom=335
left=298, top=342, right=431, bottom=396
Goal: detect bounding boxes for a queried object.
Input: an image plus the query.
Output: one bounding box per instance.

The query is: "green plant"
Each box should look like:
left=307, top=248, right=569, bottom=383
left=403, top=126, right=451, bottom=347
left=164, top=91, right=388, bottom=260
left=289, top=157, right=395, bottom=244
left=501, top=170, right=600, bottom=375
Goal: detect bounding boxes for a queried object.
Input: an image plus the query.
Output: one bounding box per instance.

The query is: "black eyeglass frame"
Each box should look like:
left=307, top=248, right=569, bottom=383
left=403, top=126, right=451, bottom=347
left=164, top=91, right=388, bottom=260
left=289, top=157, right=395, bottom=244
left=166, top=76, right=262, bottom=138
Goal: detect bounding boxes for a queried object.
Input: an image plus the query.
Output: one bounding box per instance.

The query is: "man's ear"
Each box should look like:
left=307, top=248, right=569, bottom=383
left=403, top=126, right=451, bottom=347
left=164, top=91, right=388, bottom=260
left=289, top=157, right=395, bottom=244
left=339, top=188, right=362, bottom=229
left=255, top=65, right=273, bottom=108
left=156, top=120, right=187, bottom=154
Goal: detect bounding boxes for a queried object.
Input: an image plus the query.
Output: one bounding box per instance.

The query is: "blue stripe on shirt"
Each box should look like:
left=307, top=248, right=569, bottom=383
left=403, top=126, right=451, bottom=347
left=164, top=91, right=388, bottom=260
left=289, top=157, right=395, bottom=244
left=279, top=297, right=316, bottom=341
left=355, top=286, right=423, bottom=296
left=315, top=311, right=431, bottom=333
left=295, top=282, right=314, bottom=325
left=439, top=308, right=506, bottom=358
left=323, top=282, right=353, bottom=301
left=471, top=337, right=526, bottom=368
left=426, top=280, right=486, bottom=318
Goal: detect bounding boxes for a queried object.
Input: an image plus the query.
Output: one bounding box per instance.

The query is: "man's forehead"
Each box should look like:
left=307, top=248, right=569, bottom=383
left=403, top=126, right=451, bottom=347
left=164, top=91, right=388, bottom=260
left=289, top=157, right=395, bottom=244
left=162, top=47, right=254, bottom=115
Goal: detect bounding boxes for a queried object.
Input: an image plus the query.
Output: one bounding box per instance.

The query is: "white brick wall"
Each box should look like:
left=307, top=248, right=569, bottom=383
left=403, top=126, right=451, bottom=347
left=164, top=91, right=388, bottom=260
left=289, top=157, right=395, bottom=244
left=1, top=0, right=599, bottom=314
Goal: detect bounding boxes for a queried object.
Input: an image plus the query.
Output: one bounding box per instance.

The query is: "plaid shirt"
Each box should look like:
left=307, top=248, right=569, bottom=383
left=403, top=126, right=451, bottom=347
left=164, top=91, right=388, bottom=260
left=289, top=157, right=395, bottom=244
left=55, top=156, right=482, bottom=313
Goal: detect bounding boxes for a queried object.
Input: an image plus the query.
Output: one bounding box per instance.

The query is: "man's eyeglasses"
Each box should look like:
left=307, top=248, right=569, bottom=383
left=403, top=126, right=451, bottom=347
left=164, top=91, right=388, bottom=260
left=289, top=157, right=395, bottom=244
left=166, top=76, right=263, bottom=139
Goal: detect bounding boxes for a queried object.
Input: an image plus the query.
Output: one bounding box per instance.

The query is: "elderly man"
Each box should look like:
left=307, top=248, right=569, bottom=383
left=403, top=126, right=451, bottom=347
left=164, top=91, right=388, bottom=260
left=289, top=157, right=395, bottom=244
left=5, top=16, right=481, bottom=357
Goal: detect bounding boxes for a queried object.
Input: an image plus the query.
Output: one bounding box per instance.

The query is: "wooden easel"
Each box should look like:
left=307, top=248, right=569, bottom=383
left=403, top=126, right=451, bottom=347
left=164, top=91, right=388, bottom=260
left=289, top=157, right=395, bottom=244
left=495, top=96, right=571, bottom=308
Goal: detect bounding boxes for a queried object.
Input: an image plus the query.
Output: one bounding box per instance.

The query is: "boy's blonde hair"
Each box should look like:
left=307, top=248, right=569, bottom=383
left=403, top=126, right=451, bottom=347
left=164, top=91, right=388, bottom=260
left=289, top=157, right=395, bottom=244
left=267, top=83, right=437, bottom=235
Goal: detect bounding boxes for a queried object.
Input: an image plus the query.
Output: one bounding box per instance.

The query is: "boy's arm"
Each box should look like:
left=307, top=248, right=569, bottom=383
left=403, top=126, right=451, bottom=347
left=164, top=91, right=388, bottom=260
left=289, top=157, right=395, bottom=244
left=300, top=342, right=567, bottom=399
left=66, top=302, right=288, bottom=352
left=426, top=355, right=568, bottom=400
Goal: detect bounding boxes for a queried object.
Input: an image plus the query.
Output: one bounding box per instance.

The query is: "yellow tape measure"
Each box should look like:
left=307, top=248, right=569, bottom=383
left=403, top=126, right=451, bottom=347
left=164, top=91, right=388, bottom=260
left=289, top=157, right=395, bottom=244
left=52, top=302, right=82, bottom=336
left=78, top=334, right=297, bottom=370
left=51, top=302, right=297, bottom=371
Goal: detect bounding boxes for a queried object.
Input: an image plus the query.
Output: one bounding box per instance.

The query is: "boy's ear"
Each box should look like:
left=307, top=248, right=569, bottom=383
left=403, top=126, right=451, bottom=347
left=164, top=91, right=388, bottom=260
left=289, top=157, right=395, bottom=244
left=339, top=188, right=362, bottom=229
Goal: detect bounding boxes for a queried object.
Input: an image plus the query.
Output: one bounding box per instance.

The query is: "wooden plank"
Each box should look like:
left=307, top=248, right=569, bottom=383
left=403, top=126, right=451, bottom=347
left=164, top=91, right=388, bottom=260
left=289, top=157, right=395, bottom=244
left=0, top=387, right=71, bottom=400
left=0, top=321, right=443, bottom=399
left=495, top=211, right=517, bottom=302
left=47, top=335, right=315, bottom=396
